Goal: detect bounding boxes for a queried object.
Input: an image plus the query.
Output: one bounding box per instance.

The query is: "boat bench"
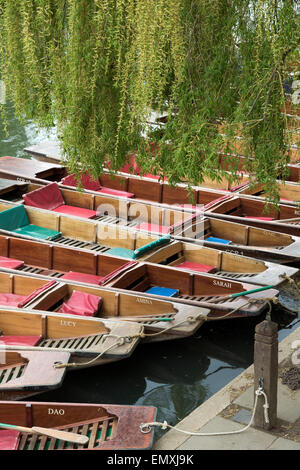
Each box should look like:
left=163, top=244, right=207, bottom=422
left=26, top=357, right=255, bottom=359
left=23, top=182, right=97, bottom=219
left=0, top=205, right=61, bottom=240
left=60, top=261, right=135, bottom=286
left=58, top=291, right=103, bottom=317
left=0, top=335, right=42, bottom=346
left=61, top=172, right=135, bottom=199
left=174, top=261, right=216, bottom=273
left=0, top=281, right=56, bottom=308
left=106, top=235, right=171, bottom=260
left=0, top=256, right=24, bottom=270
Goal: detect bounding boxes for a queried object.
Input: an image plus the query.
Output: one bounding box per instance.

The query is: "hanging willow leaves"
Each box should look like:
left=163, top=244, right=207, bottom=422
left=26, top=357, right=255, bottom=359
left=0, top=0, right=299, bottom=199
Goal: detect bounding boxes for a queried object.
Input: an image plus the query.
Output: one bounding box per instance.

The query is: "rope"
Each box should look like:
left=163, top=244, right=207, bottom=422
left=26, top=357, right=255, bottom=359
left=54, top=315, right=202, bottom=369
left=140, top=385, right=269, bottom=436
left=280, top=274, right=300, bottom=296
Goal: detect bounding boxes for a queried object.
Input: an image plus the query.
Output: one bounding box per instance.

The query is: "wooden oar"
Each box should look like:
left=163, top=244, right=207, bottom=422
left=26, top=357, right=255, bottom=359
left=210, top=285, right=275, bottom=303
left=0, top=422, right=89, bottom=445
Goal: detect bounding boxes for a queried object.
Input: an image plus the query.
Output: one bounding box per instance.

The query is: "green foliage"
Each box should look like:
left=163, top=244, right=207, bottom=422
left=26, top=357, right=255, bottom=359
left=0, top=0, right=299, bottom=199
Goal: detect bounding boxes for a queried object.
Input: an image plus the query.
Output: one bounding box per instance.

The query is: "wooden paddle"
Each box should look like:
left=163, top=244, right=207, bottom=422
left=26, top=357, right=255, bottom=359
left=0, top=422, right=89, bottom=445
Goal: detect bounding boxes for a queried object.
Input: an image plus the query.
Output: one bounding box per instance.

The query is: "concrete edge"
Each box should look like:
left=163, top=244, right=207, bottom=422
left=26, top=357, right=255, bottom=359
left=153, top=325, right=300, bottom=450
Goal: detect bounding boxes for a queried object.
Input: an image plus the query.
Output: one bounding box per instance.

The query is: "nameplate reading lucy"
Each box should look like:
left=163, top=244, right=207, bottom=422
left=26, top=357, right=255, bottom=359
left=60, top=320, right=77, bottom=327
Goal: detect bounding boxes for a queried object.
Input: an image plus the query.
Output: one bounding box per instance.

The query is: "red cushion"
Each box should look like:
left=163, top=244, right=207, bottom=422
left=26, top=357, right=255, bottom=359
left=175, top=261, right=216, bottom=273
left=61, top=172, right=101, bottom=191
left=0, top=336, right=41, bottom=346
left=53, top=205, right=97, bottom=219
left=244, top=216, right=274, bottom=221
left=0, top=430, right=20, bottom=450
left=135, top=223, right=169, bottom=234
left=97, top=187, right=135, bottom=199
left=0, top=293, right=27, bottom=307
left=23, top=182, right=64, bottom=210
left=0, top=256, right=24, bottom=270
left=17, top=281, right=57, bottom=308
left=61, top=271, right=104, bottom=285
left=99, top=261, right=136, bottom=285
left=58, top=291, right=102, bottom=317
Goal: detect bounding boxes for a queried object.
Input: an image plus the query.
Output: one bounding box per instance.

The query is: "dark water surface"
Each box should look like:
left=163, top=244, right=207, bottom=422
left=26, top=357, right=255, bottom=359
left=1, top=105, right=299, bottom=443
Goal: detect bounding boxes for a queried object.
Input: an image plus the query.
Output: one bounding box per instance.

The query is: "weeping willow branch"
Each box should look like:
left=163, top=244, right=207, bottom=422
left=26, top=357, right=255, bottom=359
left=0, top=0, right=298, bottom=200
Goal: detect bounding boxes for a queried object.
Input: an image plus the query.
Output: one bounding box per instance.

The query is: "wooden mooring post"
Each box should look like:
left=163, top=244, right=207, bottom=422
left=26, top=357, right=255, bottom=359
left=253, top=317, right=278, bottom=430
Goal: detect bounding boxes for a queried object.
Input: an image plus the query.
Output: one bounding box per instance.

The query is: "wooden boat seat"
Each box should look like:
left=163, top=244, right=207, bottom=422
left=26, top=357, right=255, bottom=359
left=174, top=261, right=216, bottom=273
left=0, top=256, right=24, bottom=270
left=205, top=236, right=232, bottom=245
left=145, top=286, right=179, bottom=297
left=0, top=430, right=20, bottom=450
left=0, top=205, right=61, bottom=240
left=0, top=280, right=56, bottom=308
left=61, top=271, right=105, bottom=285
left=135, top=223, right=170, bottom=234
left=23, top=182, right=97, bottom=219
left=57, top=291, right=103, bottom=316
left=61, top=173, right=135, bottom=198
left=0, top=335, right=42, bottom=346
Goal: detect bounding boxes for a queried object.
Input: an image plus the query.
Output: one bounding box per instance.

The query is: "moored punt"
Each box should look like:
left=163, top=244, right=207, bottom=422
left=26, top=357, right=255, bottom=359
left=0, top=234, right=296, bottom=288
left=0, top=180, right=197, bottom=235
left=204, top=195, right=300, bottom=237
left=176, top=216, right=300, bottom=266
left=234, top=180, right=300, bottom=206
left=0, top=350, right=70, bottom=401
left=0, top=305, right=143, bottom=369
left=0, top=156, right=232, bottom=206
left=0, top=400, right=156, bottom=450
left=104, top=262, right=279, bottom=319
left=0, top=272, right=208, bottom=342
left=143, top=240, right=298, bottom=286
left=0, top=200, right=173, bottom=260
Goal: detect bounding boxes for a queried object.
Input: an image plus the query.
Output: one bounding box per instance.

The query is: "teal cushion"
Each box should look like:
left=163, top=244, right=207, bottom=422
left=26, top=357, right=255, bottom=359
left=106, top=247, right=135, bottom=259
left=0, top=205, right=29, bottom=231
left=13, top=224, right=61, bottom=240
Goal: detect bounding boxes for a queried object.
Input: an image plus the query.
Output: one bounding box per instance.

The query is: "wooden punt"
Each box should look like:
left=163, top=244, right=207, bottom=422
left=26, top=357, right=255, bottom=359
left=234, top=180, right=300, bottom=206
left=104, top=262, right=279, bottom=319
left=0, top=351, right=70, bottom=401
left=0, top=305, right=143, bottom=369
left=176, top=216, right=300, bottom=265
left=205, top=195, right=300, bottom=237
left=0, top=156, right=231, bottom=207
left=0, top=233, right=296, bottom=288
left=143, top=240, right=299, bottom=286
left=0, top=272, right=208, bottom=342
left=0, top=200, right=174, bottom=260
left=0, top=180, right=198, bottom=236
left=0, top=400, right=156, bottom=450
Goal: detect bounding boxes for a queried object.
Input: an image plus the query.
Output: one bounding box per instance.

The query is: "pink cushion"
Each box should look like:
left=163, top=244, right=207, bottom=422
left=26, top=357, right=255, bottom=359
left=58, top=291, right=102, bottom=317
left=53, top=205, right=97, bottom=219
left=61, top=172, right=101, bottom=191
left=0, top=430, right=20, bottom=450
left=97, top=187, right=135, bottom=199
left=135, top=223, right=169, bottom=234
left=0, top=256, right=24, bottom=270
left=17, top=281, right=57, bottom=308
left=244, top=216, right=274, bottom=221
left=0, top=293, right=28, bottom=307
left=0, top=336, right=41, bottom=346
left=23, top=182, right=64, bottom=210
left=175, top=261, right=216, bottom=273
left=61, top=272, right=104, bottom=285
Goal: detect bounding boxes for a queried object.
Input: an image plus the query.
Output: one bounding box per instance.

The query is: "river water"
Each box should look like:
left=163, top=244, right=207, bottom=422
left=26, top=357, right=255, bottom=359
left=0, top=104, right=299, bottom=443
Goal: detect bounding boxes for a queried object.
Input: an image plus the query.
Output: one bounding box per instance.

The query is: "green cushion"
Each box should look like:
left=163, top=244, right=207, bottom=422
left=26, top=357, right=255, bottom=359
left=106, top=247, right=135, bottom=259
left=13, top=224, right=61, bottom=240
left=0, top=205, right=29, bottom=231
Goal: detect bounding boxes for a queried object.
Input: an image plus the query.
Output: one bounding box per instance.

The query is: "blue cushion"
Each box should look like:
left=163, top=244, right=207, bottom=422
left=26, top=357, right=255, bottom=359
left=206, top=236, right=231, bottom=245
left=145, top=286, right=179, bottom=297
